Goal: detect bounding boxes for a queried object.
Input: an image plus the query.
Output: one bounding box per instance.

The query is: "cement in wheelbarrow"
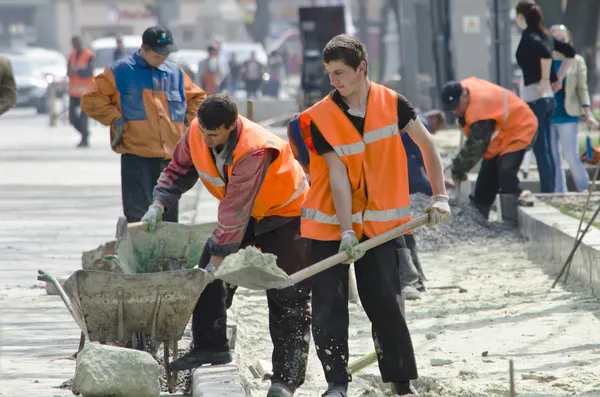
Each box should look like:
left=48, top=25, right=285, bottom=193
left=63, top=268, right=213, bottom=343
left=82, top=220, right=217, bottom=275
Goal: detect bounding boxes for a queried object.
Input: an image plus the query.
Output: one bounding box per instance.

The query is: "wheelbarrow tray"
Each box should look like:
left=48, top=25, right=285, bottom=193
left=63, top=268, right=212, bottom=343
left=112, top=220, right=217, bottom=275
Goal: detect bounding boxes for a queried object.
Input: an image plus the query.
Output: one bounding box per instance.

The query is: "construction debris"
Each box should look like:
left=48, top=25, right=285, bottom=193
left=410, top=193, right=523, bottom=252
left=73, top=343, right=160, bottom=397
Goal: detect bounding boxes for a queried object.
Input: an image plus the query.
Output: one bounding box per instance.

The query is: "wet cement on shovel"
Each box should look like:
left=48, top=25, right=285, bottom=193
left=214, top=246, right=293, bottom=290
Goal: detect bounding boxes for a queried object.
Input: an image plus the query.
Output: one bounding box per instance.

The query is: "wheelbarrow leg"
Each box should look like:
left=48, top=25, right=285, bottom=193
left=165, top=341, right=178, bottom=393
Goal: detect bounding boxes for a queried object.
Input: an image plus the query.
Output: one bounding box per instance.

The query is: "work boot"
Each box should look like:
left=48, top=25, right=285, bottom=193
left=468, top=195, right=491, bottom=222
left=392, top=381, right=420, bottom=396
left=322, top=383, right=348, bottom=397
left=169, top=348, right=232, bottom=371
left=499, top=193, right=519, bottom=228
left=267, top=382, right=294, bottom=397
left=76, top=140, right=89, bottom=148
left=402, top=284, right=421, bottom=300
left=414, top=280, right=426, bottom=293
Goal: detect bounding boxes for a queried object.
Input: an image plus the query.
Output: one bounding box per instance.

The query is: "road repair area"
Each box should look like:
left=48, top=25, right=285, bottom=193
left=2, top=113, right=600, bottom=397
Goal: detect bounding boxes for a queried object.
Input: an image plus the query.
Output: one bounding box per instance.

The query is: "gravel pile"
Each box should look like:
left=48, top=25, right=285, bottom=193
left=410, top=193, right=523, bottom=252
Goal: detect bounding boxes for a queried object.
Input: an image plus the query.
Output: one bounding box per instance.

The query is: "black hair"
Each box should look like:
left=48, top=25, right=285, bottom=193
left=197, top=94, right=238, bottom=130
left=516, top=0, right=548, bottom=36
left=322, top=34, right=368, bottom=72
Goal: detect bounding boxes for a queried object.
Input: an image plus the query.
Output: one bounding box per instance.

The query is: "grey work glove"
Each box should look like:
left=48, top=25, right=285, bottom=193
left=111, top=125, right=124, bottom=148
left=339, top=230, right=365, bottom=265
left=425, top=194, right=451, bottom=225
left=141, top=203, right=164, bottom=232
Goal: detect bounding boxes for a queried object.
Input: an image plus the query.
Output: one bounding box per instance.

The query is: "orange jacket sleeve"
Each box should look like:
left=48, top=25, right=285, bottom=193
left=182, top=71, right=206, bottom=125
left=81, top=67, right=122, bottom=126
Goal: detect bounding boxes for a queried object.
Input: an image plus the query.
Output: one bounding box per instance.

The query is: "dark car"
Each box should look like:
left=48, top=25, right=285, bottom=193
left=8, top=55, right=50, bottom=114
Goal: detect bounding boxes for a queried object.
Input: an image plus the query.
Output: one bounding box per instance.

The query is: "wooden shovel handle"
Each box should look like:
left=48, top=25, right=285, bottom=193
left=289, top=214, right=430, bottom=285
left=126, top=221, right=149, bottom=232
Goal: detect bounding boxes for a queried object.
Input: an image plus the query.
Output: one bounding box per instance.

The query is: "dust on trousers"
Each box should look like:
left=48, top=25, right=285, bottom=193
left=310, top=235, right=419, bottom=384
left=193, top=217, right=312, bottom=392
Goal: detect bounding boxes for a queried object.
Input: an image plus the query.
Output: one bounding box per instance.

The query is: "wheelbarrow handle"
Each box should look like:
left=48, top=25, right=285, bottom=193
left=288, top=214, right=430, bottom=285
left=37, top=269, right=78, bottom=323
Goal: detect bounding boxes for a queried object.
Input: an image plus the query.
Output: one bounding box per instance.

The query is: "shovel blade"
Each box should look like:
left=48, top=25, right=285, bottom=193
left=214, top=247, right=293, bottom=290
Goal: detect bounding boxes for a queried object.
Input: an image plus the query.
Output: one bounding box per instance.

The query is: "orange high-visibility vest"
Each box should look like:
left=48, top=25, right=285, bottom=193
left=188, top=116, right=308, bottom=221
left=68, top=49, right=94, bottom=98
left=460, top=77, right=538, bottom=159
left=299, top=83, right=412, bottom=241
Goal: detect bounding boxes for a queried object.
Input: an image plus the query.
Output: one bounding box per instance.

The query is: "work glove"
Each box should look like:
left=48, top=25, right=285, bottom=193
left=425, top=194, right=451, bottom=225
left=141, top=203, right=164, bottom=232
left=339, top=230, right=365, bottom=265
left=111, top=117, right=125, bottom=149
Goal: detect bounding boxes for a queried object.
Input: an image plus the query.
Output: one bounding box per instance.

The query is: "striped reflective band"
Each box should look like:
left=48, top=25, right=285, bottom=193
left=302, top=208, right=363, bottom=224
left=271, top=176, right=309, bottom=210
left=197, top=169, right=226, bottom=187
left=302, top=205, right=411, bottom=225
left=490, top=90, right=509, bottom=141
left=331, top=123, right=398, bottom=157
left=363, top=206, right=411, bottom=222
left=363, top=123, right=399, bottom=144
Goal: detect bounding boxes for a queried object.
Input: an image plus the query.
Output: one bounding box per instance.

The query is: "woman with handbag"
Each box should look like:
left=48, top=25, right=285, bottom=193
left=549, top=24, right=599, bottom=192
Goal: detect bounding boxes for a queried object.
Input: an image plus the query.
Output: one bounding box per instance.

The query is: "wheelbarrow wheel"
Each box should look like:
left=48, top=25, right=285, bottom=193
left=165, top=340, right=178, bottom=393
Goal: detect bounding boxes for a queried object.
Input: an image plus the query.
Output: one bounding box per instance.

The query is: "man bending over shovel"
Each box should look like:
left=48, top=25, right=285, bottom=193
left=142, top=94, right=311, bottom=397
left=298, top=34, right=450, bottom=396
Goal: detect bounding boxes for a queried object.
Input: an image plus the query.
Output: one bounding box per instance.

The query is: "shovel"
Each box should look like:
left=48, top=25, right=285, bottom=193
left=215, top=214, right=431, bottom=290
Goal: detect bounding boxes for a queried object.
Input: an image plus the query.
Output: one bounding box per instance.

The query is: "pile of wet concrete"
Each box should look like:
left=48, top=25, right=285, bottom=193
left=410, top=193, right=524, bottom=252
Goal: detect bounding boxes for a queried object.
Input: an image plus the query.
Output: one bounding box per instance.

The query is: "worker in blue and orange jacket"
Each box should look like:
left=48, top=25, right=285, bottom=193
left=81, top=26, right=205, bottom=225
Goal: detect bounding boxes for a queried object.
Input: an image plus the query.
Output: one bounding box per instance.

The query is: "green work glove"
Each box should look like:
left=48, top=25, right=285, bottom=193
left=141, top=203, right=164, bottom=232
left=339, top=230, right=365, bottom=265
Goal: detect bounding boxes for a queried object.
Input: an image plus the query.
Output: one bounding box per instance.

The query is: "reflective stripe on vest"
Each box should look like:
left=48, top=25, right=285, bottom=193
left=302, top=205, right=411, bottom=225
left=302, top=208, right=364, bottom=225
left=272, top=175, right=309, bottom=210
left=196, top=169, right=226, bottom=187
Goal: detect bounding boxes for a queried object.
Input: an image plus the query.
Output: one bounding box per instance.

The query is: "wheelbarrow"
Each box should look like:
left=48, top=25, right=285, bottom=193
left=38, top=217, right=217, bottom=393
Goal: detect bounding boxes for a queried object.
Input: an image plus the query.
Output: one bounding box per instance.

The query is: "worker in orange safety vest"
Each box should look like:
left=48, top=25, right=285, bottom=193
left=441, top=77, right=538, bottom=227
left=142, top=94, right=311, bottom=397
left=297, top=34, right=450, bottom=397
left=67, top=36, right=95, bottom=148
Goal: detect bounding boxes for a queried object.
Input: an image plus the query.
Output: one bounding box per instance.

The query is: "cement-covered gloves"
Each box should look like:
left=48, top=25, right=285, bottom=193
left=141, top=203, right=164, bottom=232
left=339, top=230, right=365, bottom=264
left=425, top=194, right=451, bottom=225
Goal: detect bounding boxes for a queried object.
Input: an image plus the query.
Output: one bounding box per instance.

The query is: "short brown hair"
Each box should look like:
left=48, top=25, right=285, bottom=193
left=322, top=34, right=367, bottom=70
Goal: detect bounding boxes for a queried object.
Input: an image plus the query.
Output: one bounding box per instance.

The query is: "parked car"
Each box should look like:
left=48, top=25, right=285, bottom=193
left=168, top=49, right=209, bottom=82
left=91, top=35, right=141, bottom=76
left=8, top=54, right=49, bottom=114
left=24, top=48, right=69, bottom=96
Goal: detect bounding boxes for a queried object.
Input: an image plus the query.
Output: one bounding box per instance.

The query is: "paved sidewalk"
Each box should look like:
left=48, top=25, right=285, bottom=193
left=0, top=111, right=205, bottom=397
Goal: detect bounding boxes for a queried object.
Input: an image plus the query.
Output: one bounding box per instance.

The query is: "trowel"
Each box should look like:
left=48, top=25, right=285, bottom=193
left=216, top=214, right=431, bottom=290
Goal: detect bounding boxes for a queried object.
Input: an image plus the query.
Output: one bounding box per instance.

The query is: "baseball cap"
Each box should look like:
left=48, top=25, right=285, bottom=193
left=142, top=26, right=178, bottom=55
left=440, top=81, right=464, bottom=111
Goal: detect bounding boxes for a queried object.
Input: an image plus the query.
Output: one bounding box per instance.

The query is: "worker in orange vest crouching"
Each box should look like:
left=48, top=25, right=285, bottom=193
left=67, top=36, right=95, bottom=148
left=297, top=34, right=450, bottom=397
left=141, top=94, right=311, bottom=397
left=441, top=77, right=538, bottom=227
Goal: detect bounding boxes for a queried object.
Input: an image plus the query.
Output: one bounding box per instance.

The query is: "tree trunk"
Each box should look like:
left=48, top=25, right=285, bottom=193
left=564, top=0, right=600, bottom=93
left=536, top=0, right=563, bottom=27
left=248, top=0, right=270, bottom=46
left=377, top=0, right=390, bottom=81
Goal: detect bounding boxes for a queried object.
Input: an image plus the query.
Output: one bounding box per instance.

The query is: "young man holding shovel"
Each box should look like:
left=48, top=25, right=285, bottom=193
left=297, top=34, right=450, bottom=396
left=141, top=94, right=311, bottom=397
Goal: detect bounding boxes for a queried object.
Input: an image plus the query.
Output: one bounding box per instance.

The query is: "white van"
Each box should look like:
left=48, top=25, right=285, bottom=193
left=90, top=35, right=142, bottom=76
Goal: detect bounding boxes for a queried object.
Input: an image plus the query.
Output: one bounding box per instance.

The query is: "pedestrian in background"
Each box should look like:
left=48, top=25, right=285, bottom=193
left=241, top=51, right=264, bottom=99
left=198, top=44, right=222, bottom=95
left=67, top=36, right=95, bottom=148
left=81, top=26, right=205, bottom=224
left=0, top=55, right=17, bottom=117
left=228, top=53, right=240, bottom=96
left=113, top=37, right=127, bottom=62
left=515, top=0, right=576, bottom=192
left=549, top=24, right=598, bottom=192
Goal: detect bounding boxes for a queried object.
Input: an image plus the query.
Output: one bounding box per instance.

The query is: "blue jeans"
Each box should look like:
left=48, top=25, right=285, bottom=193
left=528, top=98, right=557, bottom=193
left=550, top=122, right=590, bottom=192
